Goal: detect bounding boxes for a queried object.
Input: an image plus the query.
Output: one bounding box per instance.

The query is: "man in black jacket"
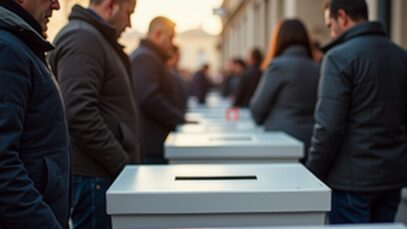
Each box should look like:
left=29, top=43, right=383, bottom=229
left=130, top=16, right=186, bottom=164
left=0, top=0, right=70, bottom=228
left=306, top=0, right=407, bottom=224
left=48, top=0, right=141, bottom=228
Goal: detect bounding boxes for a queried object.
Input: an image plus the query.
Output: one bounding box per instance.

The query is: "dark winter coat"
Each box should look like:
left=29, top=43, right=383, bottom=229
left=250, top=45, right=319, bottom=157
left=49, top=5, right=143, bottom=180
left=0, top=2, right=70, bottom=228
left=130, top=39, right=185, bottom=162
left=306, top=22, right=407, bottom=191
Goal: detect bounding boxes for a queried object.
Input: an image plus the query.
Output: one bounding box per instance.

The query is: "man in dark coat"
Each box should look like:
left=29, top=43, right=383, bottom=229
left=48, top=0, right=141, bottom=228
left=0, top=0, right=70, bottom=228
left=130, top=16, right=185, bottom=164
left=191, top=64, right=211, bottom=104
left=306, top=0, right=407, bottom=224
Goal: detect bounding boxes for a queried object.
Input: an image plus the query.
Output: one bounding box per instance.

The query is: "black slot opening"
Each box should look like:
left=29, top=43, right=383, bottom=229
left=175, top=176, right=257, bottom=181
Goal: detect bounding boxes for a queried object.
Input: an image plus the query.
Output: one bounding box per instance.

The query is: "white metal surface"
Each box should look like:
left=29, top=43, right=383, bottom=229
left=165, top=132, right=303, bottom=163
left=107, top=164, right=330, bottom=228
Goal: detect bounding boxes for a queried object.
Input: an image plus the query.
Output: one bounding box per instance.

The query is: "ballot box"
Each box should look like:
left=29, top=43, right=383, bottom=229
left=396, top=188, right=407, bottom=224
left=207, top=223, right=407, bottom=229
left=176, top=120, right=261, bottom=134
left=186, top=108, right=252, bottom=121
left=165, top=132, right=303, bottom=164
left=106, top=164, right=331, bottom=229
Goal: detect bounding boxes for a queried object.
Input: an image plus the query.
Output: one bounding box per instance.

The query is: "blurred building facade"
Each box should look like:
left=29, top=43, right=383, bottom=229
left=218, top=0, right=407, bottom=65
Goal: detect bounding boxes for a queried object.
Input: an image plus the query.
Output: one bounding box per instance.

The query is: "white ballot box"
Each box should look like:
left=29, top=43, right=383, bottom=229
left=396, top=188, right=407, bottom=224
left=165, top=132, right=303, bottom=164
left=176, top=120, right=261, bottom=134
left=212, top=223, right=407, bottom=229
left=107, top=164, right=331, bottom=229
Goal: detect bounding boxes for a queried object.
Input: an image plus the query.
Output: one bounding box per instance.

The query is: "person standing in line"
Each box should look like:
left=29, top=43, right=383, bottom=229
left=130, top=16, right=186, bottom=164
left=166, top=45, right=189, bottom=113
left=233, top=48, right=264, bottom=108
left=48, top=0, right=142, bottom=228
left=250, top=19, right=319, bottom=161
left=191, top=63, right=211, bottom=104
left=306, top=0, right=407, bottom=224
left=0, top=0, right=70, bottom=228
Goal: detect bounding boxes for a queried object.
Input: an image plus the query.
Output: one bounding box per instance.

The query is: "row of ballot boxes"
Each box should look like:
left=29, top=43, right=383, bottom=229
left=106, top=96, right=328, bottom=228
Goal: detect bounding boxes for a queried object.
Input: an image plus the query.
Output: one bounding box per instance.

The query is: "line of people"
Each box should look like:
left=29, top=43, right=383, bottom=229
left=1, top=0, right=407, bottom=229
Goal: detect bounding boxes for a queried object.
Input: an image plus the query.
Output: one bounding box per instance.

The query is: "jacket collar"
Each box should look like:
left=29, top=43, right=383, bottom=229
left=322, top=22, right=386, bottom=53
left=139, top=39, right=169, bottom=62
left=281, top=45, right=310, bottom=58
left=0, top=3, right=54, bottom=60
left=69, top=5, right=119, bottom=47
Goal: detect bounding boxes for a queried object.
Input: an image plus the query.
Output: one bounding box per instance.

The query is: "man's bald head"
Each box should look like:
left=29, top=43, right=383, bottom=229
left=146, top=16, right=176, bottom=56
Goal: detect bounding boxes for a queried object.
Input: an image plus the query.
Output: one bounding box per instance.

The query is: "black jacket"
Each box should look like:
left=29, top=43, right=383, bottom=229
left=191, top=69, right=211, bottom=104
left=306, top=22, right=407, bottom=191
left=130, top=39, right=185, bottom=162
left=233, top=65, right=263, bottom=107
left=250, top=45, right=319, bottom=157
left=0, top=1, right=70, bottom=228
left=49, top=5, right=143, bottom=180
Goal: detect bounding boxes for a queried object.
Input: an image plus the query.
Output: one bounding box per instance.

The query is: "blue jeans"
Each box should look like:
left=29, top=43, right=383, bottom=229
left=71, top=176, right=113, bottom=229
left=329, top=189, right=401, bottom=224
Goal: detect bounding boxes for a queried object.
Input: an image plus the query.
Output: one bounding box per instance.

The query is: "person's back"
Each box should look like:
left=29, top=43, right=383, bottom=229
left=312, top=21, right=407, bottom=190
left=130, top=17, right=185, bottom=164
left=0, top=0, right=69, bottom=228
left=251, top=46, right=319, bottom=154
left=250, top=19, right=319, bottom=157
left=306, top=0, right=407, bottom=224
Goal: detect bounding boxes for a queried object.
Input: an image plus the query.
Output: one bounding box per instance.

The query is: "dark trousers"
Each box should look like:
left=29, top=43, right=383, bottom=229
left=71, top=176, right=113, bottom=229
left=329, top=189, right=401, bottom=224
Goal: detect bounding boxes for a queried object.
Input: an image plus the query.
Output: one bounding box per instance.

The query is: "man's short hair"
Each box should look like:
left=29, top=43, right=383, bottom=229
left=147, top=16, right=175, bottom=34
left=324, top=0, right=368, bottom=21
left=90, top=0, right=131, bottom=6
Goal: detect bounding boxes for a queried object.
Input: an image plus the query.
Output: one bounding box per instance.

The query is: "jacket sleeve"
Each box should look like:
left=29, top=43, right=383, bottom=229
left=131, top=54, right=185, bottom=130
left=0, top=45, right=62, bottom=229
left=249, top=64, right=284, bottom=125
left=306, top=53, right=350, bottom=180
left=51, top=32, right=130, bottom=177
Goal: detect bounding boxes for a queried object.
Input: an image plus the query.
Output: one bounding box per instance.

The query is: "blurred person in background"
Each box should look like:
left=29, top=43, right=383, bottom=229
left=306, top=0, right=407, bottom=224
left=233, top=48, right=264, bottom=108
left=166, top=44, right=189, bottom=113
left=250, top=19, right=319, bottom=162
left=130, top=16, right=186, bottom=164
left=48, top=0, right=142, bottom=228
left=0, top=0, right=70, bottom=228
left=221, top=58, right=246, bottom=99
left=191, top=63, right=212, bottom=104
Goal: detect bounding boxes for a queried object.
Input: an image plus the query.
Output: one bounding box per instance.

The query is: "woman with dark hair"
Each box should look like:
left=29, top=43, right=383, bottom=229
left=232, top=48, right=264, bottom=107
left=250, top=19, right=320, bottom=162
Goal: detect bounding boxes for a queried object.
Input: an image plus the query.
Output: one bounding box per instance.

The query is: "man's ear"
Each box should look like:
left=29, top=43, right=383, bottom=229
left=337, top=9, right=349, bottom=27
left=105, top=0, right=116, bottom=16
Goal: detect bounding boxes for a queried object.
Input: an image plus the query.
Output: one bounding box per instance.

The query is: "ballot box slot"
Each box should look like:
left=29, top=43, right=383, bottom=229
left=175, top=176, right=257, bottom=181
left=209, top=136, right=252, bottom=141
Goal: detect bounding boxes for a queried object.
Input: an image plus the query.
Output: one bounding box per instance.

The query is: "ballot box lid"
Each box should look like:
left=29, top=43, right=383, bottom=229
left=107, top=163, right=330, bottom=214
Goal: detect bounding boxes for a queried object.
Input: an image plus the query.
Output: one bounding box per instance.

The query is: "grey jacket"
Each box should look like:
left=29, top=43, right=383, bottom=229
left=306, top=22, right=407, bottom=191
left=250, top=45, right=319, bottom=156
left=49, top=5, right=143, bottom=180
left=130, top=39, right=185, bottom=162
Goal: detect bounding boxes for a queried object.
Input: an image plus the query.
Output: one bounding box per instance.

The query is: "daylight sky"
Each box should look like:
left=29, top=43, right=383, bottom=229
left=131, top=0, right=223, bottom=34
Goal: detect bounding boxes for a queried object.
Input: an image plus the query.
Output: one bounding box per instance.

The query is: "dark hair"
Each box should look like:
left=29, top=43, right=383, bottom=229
left=250, top=48, right=263, bottom=67
left=262, top=19, right=313, bottom=69
left=324, top=0, right=368, bottom=21
left=232, top=58, right=246, bottom=68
